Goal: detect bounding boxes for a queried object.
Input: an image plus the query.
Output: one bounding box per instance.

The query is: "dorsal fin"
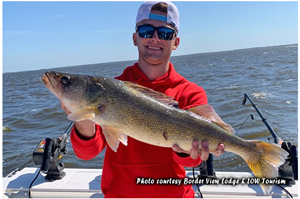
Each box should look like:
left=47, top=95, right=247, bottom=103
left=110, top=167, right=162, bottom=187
left=190, top=104, right=235, bottom=134
left=123, top=81, right=178, bottom=107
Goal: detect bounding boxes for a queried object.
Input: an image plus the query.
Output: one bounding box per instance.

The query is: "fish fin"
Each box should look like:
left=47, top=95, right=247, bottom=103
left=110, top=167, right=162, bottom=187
left=189, top=104, right=235, bottom=134
left=67, top=107, right=97, bottom=121
left=242, top=140, right=289, bottom=194
left=101, top=125, right=128, bottom=152
left=123, top=81, right=178, bottom=107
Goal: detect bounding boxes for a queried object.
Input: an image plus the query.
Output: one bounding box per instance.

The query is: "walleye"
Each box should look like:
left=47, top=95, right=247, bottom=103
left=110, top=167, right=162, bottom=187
left=42, top=71, right=288, bottom=194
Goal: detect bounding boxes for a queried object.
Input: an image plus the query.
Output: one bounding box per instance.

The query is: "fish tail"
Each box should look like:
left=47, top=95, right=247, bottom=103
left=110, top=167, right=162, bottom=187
left=242, top=140, right=288, bottom=194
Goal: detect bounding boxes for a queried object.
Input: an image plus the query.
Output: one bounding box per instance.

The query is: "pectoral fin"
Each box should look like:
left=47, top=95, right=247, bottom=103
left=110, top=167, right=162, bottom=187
left=67, top=106, right=97, bottom=121
left=101, top=125, right=128, bottom=152
left=190, top=104, right=235, bottom=134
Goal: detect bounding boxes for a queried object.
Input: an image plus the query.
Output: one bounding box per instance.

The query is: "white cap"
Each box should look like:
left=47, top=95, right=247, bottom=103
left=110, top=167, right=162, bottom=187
left=136, top=1, right=180, bottom=32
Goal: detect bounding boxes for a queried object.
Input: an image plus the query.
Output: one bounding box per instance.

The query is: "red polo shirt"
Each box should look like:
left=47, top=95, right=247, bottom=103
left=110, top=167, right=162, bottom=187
left=71, top=62, right=208, bottom=197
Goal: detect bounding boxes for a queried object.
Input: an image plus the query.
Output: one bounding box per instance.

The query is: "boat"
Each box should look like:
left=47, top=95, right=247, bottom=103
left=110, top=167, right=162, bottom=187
left=3, top=167, right=298, bottom=198
left=2, top=93, right=298, bottom=198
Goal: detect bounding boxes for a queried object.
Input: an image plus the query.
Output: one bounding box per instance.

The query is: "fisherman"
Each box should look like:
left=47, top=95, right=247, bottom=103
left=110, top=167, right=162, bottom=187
left=61, top=1, right=225, bottom=197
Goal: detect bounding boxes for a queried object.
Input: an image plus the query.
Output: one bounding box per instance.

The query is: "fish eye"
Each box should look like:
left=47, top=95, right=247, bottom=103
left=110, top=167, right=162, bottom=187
left=60, top=75, right=71, bottom=85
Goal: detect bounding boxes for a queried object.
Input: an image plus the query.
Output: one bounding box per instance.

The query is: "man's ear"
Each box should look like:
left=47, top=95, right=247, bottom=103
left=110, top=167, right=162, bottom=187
left=173, top=37, right=180, bottom=50
left=133, top=33, right=138, bottom=46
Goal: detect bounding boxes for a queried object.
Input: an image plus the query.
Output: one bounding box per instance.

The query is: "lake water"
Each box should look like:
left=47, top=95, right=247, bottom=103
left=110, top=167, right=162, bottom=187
left=3, top=44, right=298, bottom=176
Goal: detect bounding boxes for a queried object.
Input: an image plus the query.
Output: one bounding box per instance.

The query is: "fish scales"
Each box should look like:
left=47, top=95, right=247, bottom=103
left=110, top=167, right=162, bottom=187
left=97, top=78, right=230, bottom=150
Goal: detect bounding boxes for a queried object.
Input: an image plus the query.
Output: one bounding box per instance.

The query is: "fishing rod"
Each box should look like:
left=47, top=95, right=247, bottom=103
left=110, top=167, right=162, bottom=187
left=194, top=93, right=297, bottom=198
left=242, top=92, right=298, bottom=183
left=242, top=93, right=283, bottom=144
left=197, top=93, right=297, bottom=181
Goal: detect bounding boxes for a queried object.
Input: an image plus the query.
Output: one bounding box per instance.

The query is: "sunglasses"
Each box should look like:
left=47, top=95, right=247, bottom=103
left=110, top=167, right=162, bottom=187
left=136, top=24, right=176, bottom=41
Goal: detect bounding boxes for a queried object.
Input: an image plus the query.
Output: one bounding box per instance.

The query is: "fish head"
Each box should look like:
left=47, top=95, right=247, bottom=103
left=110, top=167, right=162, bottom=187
left=42, top=71, right=107, bottom=112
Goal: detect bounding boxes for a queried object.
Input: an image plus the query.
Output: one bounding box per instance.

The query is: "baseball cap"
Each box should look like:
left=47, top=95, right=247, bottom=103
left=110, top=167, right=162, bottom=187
left=136, top=1, right=180, bottom=33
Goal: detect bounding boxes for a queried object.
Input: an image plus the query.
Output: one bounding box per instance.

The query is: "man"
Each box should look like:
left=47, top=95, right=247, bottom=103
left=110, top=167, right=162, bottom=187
left=62, top=1, right=224, bottom=197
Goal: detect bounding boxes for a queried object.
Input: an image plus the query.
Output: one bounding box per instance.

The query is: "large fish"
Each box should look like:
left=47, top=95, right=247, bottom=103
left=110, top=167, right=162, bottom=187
left=42, top=71, right=288, bottom=194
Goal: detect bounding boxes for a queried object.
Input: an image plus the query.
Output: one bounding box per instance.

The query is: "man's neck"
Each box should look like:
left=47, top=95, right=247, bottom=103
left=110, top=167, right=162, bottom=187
left=138, top=60, right=170, bottom=81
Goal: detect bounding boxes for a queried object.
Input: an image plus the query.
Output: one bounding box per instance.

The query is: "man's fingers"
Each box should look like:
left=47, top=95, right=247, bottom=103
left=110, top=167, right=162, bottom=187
left=172, top=144, right=180, bottom=152
left=190, top=139, right=199, bottom=159
left=217, top=143, right=225, bottom=156
left=211, top=143, right=225, bottom=157
left=172, top=144, right=190, bottom=154
left=200, top=140, right=209, bottom=161
left=173, top=140, right=225, bottom=161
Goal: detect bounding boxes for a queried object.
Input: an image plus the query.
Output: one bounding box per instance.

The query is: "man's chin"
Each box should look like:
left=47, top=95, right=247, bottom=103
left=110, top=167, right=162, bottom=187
left=144, top=56, right=166, bottom=65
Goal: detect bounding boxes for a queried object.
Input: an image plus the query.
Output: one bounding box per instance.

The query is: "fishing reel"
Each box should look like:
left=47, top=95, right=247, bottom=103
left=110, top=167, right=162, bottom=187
left=278, top=141, right=298, bottom=184
left=33, top=133, right=68, bottom=180
left=32, top=122, right=74, bottom=181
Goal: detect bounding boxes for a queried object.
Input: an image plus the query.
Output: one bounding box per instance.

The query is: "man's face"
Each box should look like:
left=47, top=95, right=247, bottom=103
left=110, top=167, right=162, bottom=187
left=133, top=16, right=180, bottom=66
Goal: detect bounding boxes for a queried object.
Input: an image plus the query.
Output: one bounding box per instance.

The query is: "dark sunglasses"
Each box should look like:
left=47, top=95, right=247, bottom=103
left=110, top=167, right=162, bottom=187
left=136, top=24, right=176, bottom=41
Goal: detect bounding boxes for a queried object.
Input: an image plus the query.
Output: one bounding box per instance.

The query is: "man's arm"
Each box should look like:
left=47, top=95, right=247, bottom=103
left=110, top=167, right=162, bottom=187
left=71, top=124, right=107, bottom=160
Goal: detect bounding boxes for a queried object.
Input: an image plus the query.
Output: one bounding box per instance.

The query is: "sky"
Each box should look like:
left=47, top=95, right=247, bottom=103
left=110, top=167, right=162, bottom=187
left=2, top=1, right=298, bottom=73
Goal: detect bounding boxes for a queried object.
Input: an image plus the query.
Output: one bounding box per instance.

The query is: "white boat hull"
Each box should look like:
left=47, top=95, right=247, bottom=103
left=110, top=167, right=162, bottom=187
left=3, top=167, right=298, bottom=198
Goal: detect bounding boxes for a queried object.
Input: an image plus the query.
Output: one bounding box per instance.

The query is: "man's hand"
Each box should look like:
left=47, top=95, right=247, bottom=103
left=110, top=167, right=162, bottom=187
left=172, top=140, right=225, bottom=160
left=60, top=101, right=96, bottom=139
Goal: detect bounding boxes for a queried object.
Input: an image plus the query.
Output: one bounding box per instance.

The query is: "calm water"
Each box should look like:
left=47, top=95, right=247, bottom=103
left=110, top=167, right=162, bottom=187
left=3, top=44, right=298, bottom=177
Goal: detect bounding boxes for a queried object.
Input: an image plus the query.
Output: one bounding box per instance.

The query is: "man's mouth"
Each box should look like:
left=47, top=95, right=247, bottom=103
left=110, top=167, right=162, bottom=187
left=147, top=46, right=162, bottom=51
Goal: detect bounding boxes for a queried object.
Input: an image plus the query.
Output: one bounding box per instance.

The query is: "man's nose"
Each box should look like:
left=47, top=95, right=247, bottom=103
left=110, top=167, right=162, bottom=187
left=150, top=30, right=160, bottom=41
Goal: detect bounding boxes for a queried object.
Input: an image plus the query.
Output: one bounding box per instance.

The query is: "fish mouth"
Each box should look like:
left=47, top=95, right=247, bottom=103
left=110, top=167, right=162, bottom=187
left=42, top=72, right=51, bottom=88
left=42, top=71, right=63, bottom=100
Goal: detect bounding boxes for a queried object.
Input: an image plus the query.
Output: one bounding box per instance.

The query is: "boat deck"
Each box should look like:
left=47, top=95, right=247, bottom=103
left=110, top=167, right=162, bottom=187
left=3, top=167, right=298, bottom=198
